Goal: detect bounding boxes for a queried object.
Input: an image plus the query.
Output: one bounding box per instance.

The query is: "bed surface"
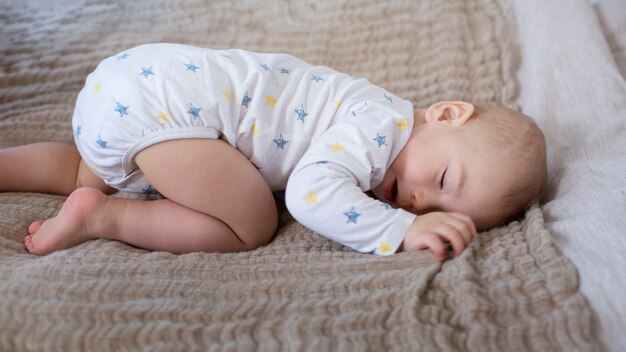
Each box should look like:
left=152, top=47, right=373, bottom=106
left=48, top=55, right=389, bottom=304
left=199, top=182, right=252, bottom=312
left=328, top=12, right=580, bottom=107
left=513, top=0, right=626, bottom=350
left=1, top=0, right=621, bottom=350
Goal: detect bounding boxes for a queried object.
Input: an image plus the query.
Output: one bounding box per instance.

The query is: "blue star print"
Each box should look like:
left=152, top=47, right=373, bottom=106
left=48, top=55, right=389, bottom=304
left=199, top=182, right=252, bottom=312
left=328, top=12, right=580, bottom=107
left=373, top=133, right=387, bottom=148
left=344, top=207, right=362, bottom=224
left=75, top=125, right=82, bottom=137
left=96, top=135, right=108, bottom=148
left=187, top=103, right=201, bottom=119
left=273, top=135, right=289, bottom=150
left=294, top=104, right=309, bottom=122
left=140, top=67, right=154, bottom=78
left=280, top=68, right=291, bottom=74
left=311, top=75, right=325, bottom=83
left=116, top=53, right=130, bottom=60
left=384, top=93, right=393, bottom=103
left=184, top=62, right=200, bottom=73
left=242, top=92, right=252, bottom=108
left=142, top=185, right=157, bottom=194
left=114, top=102, right=129, bottom=117
left=315, top=160, right=328, bottom=165
left=260, top=63, right=270, bottom=72
left=220, top=53, right=234, bottom=60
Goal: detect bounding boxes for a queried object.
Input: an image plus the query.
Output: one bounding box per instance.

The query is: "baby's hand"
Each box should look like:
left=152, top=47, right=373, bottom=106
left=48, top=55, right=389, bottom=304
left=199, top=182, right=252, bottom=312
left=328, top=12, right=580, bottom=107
left=401, top=212, right=477, bottom=261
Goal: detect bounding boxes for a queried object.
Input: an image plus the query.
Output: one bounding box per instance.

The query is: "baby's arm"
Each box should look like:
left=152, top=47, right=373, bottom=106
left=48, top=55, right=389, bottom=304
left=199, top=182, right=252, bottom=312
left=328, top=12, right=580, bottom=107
left=401, top=212, right=476, bottom=261
left=286, top=100, right=416, bottom=255
left=286, top=99, right=477, bottom=259
left=286, top=160, right=415, bottom=255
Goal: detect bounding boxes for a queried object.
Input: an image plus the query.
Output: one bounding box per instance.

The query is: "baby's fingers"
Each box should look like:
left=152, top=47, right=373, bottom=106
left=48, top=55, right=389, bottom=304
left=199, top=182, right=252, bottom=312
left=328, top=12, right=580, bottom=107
left=416, top=233, right=447, bottom=261
left=445, top=213, right=477, bottom=245
left=432, top=223, right=467, bottom=258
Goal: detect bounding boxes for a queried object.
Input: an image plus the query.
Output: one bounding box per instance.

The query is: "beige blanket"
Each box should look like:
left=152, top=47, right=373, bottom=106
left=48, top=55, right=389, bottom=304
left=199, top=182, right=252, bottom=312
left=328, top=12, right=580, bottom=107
left=0, top=0, right=598, bottom=350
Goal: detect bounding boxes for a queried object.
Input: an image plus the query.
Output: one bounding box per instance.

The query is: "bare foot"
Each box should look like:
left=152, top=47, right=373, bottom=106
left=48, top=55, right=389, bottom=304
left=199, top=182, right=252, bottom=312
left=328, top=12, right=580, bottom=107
left=25, top=187, right=109, bottom=255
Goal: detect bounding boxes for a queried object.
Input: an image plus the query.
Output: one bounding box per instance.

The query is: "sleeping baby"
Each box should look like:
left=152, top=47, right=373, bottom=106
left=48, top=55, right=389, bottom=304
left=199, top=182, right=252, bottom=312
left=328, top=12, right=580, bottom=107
left=0, top=43, right=547, bottom=260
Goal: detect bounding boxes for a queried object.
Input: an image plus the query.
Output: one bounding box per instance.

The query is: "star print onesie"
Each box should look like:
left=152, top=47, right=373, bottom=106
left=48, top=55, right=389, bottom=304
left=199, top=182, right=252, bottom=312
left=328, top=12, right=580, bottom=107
left=73, top=43, right=417, bottom=255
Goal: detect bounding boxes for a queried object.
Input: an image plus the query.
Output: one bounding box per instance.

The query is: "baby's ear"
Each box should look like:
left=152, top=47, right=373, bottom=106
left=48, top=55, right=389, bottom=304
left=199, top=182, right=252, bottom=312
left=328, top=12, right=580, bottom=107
left=425, top=101, right=475, bottom=126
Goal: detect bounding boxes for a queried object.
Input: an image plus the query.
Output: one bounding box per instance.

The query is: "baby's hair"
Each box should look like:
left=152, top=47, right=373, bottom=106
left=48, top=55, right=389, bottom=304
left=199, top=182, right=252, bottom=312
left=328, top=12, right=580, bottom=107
left=469, top=103, right=548, bottom=225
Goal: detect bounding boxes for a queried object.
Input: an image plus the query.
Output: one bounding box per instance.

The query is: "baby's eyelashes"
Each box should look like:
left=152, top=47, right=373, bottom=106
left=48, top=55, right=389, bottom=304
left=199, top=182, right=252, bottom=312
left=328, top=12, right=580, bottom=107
left=439, top=168, right=448, bottom=190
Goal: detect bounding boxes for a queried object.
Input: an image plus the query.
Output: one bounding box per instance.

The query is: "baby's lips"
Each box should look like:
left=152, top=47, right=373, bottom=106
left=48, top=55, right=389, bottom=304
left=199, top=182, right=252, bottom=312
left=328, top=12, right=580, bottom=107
left=384, top=178, right=398, bottom=204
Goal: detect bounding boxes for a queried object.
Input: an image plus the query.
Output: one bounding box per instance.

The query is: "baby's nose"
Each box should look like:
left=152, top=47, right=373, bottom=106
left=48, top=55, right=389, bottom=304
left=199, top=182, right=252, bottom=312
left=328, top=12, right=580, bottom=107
left=411, top=190, right=437, bottom=214
left=411, top=190, right=424, bottom=211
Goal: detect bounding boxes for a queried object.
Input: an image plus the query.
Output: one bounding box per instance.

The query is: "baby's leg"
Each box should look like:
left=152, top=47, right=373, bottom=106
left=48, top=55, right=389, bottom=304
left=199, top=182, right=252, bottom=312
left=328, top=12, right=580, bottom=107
left=133, top=138, right=279, bottom=251
left=25, top=188, right=250, bottom=254
left=0, top=142, right=116, bottom=195
left=25, top=139, right=278, bottom=255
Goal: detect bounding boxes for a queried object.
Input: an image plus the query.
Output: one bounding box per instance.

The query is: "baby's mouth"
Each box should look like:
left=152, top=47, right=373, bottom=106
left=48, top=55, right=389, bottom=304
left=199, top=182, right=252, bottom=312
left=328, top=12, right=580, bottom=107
left=386, top=179, right=398, bottom=204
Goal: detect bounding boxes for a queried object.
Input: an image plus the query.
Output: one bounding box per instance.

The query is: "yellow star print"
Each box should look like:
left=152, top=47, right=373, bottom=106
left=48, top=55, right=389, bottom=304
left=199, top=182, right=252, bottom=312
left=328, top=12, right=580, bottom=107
left=378, top=240, right=392, bottom=254
left=92, top=82, right=102, bottom=93
left=264, top=94, right=277, bottom=107
left=222, top=89, right=232, bottom=101
left=90, top=164, right=99, bottom=172
left=331, top=142, right=345, bottom=153
left=155, top=111, right=170, bottom=124
left=395, top=118, right=410, bottom=132
left=305, top=190, right=318, bottom=205
left=334, top=98, right=343, bottom=110
left=251, top=123, right=262, bottom=135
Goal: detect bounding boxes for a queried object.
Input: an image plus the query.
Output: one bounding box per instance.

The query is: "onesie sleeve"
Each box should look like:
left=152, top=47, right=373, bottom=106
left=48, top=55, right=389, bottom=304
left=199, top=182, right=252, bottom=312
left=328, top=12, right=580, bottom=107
left=285, top=100, right=417, bottom=255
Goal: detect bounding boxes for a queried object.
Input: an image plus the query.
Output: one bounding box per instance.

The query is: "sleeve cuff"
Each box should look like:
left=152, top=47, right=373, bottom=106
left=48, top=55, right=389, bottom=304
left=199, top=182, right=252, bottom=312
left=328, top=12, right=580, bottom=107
left=373, top=209, right=416, bottom=256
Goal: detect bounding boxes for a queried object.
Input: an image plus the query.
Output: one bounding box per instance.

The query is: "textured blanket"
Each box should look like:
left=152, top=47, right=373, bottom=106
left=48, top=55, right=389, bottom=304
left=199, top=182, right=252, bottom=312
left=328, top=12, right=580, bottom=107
left=0, top=0, right=598, bottom=350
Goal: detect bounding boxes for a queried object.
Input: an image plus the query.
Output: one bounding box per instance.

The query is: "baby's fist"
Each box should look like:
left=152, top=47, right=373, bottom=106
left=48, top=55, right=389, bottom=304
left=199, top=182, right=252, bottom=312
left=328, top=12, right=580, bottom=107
left=402, top=212, right=477, bottom=261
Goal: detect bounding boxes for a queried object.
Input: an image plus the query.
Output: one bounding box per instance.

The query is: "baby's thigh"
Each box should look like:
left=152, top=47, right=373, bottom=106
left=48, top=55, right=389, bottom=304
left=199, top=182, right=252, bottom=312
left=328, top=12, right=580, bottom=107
left=135, top=138, right=278, bottom=247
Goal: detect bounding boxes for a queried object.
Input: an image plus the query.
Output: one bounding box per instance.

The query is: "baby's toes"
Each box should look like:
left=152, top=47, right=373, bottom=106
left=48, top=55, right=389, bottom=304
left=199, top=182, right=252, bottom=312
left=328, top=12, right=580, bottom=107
left=28, top=220, right=44, bottom=235
left=24, top=235, right=37, bottom=254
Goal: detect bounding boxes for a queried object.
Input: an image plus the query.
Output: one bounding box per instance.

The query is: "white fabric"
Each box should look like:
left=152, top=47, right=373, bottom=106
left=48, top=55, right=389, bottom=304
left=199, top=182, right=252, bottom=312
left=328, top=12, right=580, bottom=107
left=73, top=43, right=416, bottom=255
left=589, top=0, right=626, bottom=79
left=512, top=1, right=626, bottom=350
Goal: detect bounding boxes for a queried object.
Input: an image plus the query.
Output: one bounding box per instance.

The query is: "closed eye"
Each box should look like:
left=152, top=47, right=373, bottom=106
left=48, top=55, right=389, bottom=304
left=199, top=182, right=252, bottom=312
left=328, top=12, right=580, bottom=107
left=440, top=168, right=447, bottom=190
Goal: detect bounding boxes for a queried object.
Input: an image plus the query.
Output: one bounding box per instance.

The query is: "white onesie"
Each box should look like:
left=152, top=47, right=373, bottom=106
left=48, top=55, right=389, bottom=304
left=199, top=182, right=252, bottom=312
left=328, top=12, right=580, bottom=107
left=73, top=43, right=417, bottom=255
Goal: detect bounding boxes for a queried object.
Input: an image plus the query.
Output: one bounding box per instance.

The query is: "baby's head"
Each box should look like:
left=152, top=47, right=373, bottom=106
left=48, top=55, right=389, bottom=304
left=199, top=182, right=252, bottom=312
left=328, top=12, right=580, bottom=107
left=372, top=101, right=547, bottom=230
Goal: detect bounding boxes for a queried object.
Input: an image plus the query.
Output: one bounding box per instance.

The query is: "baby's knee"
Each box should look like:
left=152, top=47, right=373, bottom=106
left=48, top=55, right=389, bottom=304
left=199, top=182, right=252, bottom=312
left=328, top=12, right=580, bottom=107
left=237, top=205, right=278, bottom=251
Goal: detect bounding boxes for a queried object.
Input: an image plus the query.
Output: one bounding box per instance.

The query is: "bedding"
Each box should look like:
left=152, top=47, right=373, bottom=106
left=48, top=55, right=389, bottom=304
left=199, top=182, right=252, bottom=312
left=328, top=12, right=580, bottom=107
left=0, top=0, right=610, bottom=350
left=591, top=0, right=626, bottom=79
left=513, top=0, right=626, bottom=350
